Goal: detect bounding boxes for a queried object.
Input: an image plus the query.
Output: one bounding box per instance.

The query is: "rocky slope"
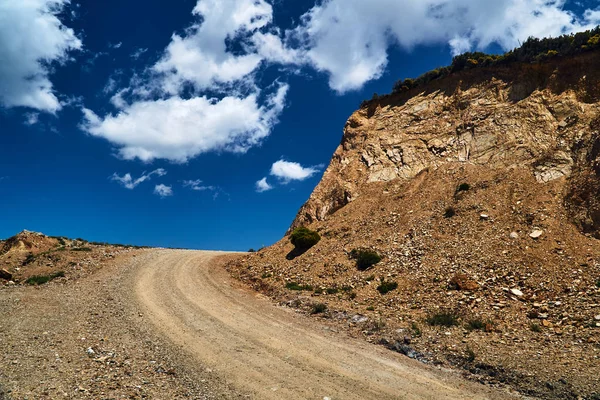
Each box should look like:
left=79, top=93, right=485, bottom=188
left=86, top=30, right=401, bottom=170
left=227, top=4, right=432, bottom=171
left=229, top=50, right=600, bottom=399
left=0, top=230, right=140, bottom=286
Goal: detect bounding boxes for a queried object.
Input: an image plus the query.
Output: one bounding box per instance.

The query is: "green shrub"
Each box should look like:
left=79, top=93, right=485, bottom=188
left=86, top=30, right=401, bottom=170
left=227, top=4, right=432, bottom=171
left=23, top=253, right=36, bottom=265
left=596, top=279, right=600, bottom=288
left=285, top=282, right=313, bottom=291
left=311, top=303, right=327, bottom=314
left=456, top=183, right=470, bottom=193
left=530, top=323, right=542, bottom=333
left=427, top=311, right=459, bottom=327
left=248, top=248, right=256, bottom=253
left=366, top=306, right=375, bottom=311
left=25, top=271, right=65, bottom=285
left=444, top=207, right=456, bottom=218
left=366, top=275, right=376, bottom=282
left=289, top=227, right=321, bottom=250
left=351, top=249, right=382, bottom=271
left=411, top=322, right=422, bottom=337
left=71, top=247, right=92, bottom=252
left=377, top=279, right=398, bottom=295
left=466, top=346, right=476, bottom=362
left=261, top=272, right=272, bottom=279
left=466, top=319, right=493, bottom=332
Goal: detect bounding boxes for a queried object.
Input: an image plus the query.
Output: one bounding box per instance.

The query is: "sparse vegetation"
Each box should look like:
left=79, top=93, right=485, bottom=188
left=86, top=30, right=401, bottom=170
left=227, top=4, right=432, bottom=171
left=311, top=303, right=327, bottom=314
left=350, top=249, right=382, bottom=271
left=389, top=27, right=600, bottom=96
left=285, top=282, right=314, bottom=291
left=456, top=183, right=471, bottom=193
left=466, top=318, right=493, bottom=332
left=365, top=275, right=376, bottom=282
left=71, top=247, right=92, bottom=252
left=25, top=271, right=65, bottom=285
left=466, top=346, right=476, bottom=362
left=444, top=206, right=456, bottom=218
left=411, top=322, right=422, bottom=338
left=531, top=323, right=542, bottom=333
left=427, top=311, right=459, bottom=327
left=366, top=306, right=375, bottom=311
left=248, top=248, right=256, bottom=253
left=23, top=253, right=36, bottom=265
left=261, top=272, right=272, bottom=279
left=596, top=278, right=600, bottom=288
left=289, top=227, right=321, bottom=250
left=376, top=279, right=398, bottom=295
left=349, top=292, right=357, bottom=300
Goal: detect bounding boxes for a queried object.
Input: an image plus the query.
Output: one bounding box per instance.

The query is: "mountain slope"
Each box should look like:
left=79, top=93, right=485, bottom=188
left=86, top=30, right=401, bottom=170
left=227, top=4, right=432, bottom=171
left=229, top=49, right=600, bottom=399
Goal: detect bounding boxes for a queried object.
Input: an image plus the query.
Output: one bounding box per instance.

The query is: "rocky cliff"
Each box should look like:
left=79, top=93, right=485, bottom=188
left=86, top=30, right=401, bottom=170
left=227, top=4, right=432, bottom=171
left=231, top=49, right=600, bottom=399
left=292, top=50, right=600, bottom=236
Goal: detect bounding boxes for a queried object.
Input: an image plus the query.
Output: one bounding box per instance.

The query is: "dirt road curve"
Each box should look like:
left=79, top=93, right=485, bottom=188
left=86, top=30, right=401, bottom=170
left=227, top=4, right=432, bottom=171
left=135, top=250, right=516, bottom=400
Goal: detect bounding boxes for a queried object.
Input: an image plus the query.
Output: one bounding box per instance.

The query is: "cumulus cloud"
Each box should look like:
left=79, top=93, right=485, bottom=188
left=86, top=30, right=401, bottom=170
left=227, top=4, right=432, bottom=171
left=151, top=0, right=276, bottom=94
left=292, top=0, right=600, bottom=92
left=111, top=169, right=167, bottom=189
left=0, top=0, right=81, bottom=112
left=270, top=159, right=320, bottom=182
left=81, top=0, right=292, bottom=163
left=154, top=184, right=173, bottom=198
left=81, top=84, right=288, bottom=162
left=256, top=177, right=273, bottom=193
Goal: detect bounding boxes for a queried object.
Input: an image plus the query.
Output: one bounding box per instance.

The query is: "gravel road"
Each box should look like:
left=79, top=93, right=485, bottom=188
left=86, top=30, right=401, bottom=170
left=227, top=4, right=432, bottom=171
left=0, top=249, right=520, bottom=399
left=134, top=250, right=518, bottom=400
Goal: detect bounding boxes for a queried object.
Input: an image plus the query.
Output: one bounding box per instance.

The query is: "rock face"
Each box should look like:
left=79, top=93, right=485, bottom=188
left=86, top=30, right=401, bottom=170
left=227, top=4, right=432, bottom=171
left=291, top=51, right=600, bottom=235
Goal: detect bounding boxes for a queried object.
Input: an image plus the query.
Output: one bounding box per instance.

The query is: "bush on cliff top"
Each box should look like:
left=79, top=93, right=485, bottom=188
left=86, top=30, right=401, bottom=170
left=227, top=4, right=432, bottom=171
left=388, top=26, right=600, bottom=97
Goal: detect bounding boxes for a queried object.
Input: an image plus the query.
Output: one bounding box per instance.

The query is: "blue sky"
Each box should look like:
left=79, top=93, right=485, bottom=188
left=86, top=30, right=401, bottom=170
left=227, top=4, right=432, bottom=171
left=1, top=0, right=599, bottom=250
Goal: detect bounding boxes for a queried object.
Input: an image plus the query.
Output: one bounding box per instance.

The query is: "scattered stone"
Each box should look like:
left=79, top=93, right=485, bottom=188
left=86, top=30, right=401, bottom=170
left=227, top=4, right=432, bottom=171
left=542, top=320, right=553, bottom=327
left=529, top=230, right=543, bottom=239
left=510, top=288, right=524, bottom=297
left=594, top=315, right=600, bottom=321
left=480, top=214, right=489, bottom=220
left=449, top=274, right=479, bottom=291
left=351, top=314, right=369, bottom=324
left=509, top=232, right=519, bottom=239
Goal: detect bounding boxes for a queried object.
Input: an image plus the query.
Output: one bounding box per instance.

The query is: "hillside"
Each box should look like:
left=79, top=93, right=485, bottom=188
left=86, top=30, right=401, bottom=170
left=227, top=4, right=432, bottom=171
left=0, top=230, right=142, bottom=286
left=228, top=49, right=600, bottom=399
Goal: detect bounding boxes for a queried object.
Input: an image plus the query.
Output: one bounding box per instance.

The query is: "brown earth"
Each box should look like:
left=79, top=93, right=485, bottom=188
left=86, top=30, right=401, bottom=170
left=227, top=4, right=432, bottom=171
left=0, top=249, right=519, bottom=399
left=228, top=50, right=600, bottom=399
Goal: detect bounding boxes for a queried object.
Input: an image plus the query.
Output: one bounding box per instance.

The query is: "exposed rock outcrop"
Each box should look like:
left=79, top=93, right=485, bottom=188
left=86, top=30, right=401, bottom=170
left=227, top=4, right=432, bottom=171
left=291, top=51, right=600, bottom=235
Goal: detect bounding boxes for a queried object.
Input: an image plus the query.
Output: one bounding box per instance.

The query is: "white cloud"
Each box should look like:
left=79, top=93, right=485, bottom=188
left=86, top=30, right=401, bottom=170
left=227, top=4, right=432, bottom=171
left=130, top=48, right=148, bottom=59
left=81, top=83, right=288, bottom=163
left=0, top=0, right=82, bottom=112
left=183, top=179, right=215, bottom=191
left=110, top=42, right=122, bottom=49
left=151, top=0, right=276, bottom=94
left=292, top=0, right=600, bottom=92
left=270, top=159, right=319, bottom=182
left=154, top=184, right=173, bottom=198
left=256, top=177, right=273, bottom=192
left=81, top=0, right=293, bottom=163
left=24, top=113, right=40, bottom=126
left=111, top=168, right=167, bottom=189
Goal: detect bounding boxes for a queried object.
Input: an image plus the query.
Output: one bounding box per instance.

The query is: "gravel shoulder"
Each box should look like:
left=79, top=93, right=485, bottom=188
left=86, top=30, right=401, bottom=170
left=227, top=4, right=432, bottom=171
left=1, top=249, right=519, bottom=399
